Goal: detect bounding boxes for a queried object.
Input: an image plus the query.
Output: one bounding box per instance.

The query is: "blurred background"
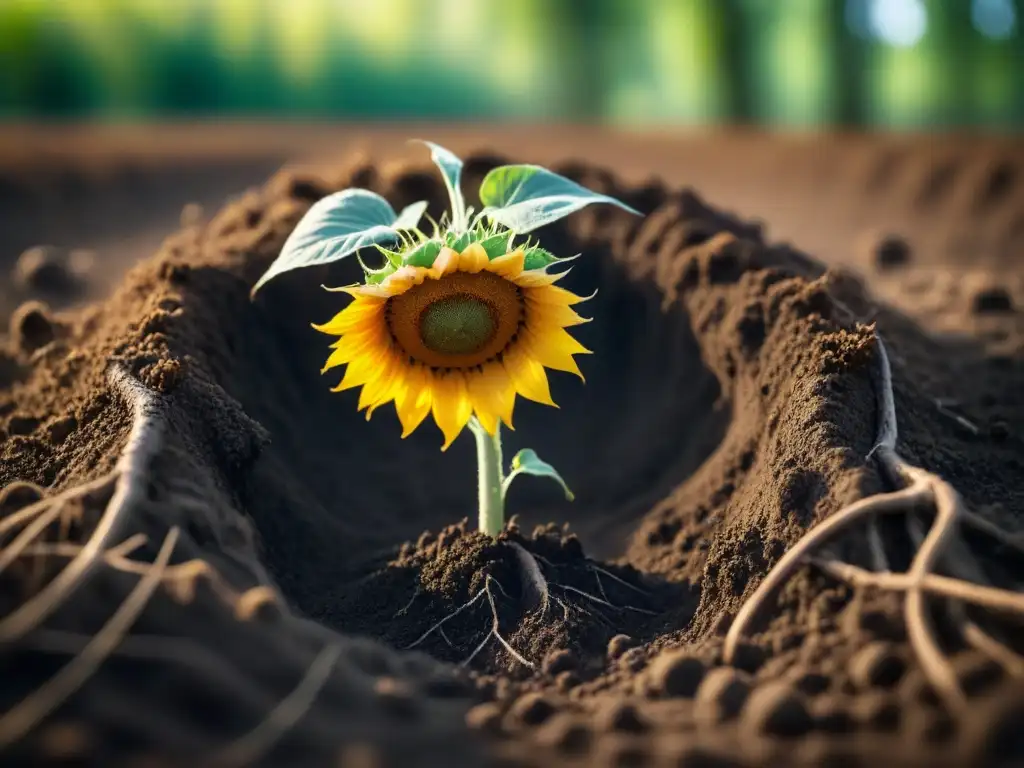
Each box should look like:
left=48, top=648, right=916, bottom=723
left=1, top=0, right=1021, bottom=330
left=1, top=0, right=1021, bottom=130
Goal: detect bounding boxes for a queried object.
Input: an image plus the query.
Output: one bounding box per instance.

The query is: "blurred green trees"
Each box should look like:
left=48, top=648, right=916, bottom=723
left=0, top=0, right=1020, bottom=129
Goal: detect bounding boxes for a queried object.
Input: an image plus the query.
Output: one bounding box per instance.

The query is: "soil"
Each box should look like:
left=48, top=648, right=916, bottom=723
left=1, top=128, right=1024, bottom=768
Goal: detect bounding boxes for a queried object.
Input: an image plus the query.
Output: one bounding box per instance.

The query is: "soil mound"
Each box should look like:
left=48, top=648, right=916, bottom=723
left=1, top=148, right=1023, bottom=767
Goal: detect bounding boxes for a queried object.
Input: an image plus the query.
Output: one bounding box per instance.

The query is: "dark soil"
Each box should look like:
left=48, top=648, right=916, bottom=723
left=1, top=131, right=1023, bottom=768
left=322, top=520, right=691, bottom=678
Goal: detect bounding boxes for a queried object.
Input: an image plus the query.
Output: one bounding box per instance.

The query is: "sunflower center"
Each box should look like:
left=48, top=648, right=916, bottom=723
left=419, top=294, right=497, bottom=355
left=386, top=270, right=523, bottom=369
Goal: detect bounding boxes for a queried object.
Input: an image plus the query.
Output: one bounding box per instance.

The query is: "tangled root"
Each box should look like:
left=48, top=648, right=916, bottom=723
left=724, top=335, right=1024, bottom=713
left=0, top=366, right=337, bottom=762
left=404, top=541, right=653, bottom=669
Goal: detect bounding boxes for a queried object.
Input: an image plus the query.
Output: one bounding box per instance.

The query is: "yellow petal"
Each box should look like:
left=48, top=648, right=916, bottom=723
left=522, top=327, right=589, bottom=380
left=311, top=298, right=386, bottom=336
left=513, top=269, right=567, bottom=288
left=502, top=343, right=557, bottom=407
left=428, top=247, right=460, bottom=279
left=395, top=364, right=432, bottom=437
left=321, top=328, right=386, bottom=371
left=325, top=284, right=391, bottom=299
left=357, top=351, right=398, bottom=411
left=331, top=354, right=378, bottom=392
left=458, top=243, right=489, bottom=273
left=526, top=298, right=590, bottom=328
left=362, top=352, right=405, bottom=418
left=487, top=249, right=525, bottom=279
left=430, top=371, right=473, bottom=451
left=466, top=362, right=517, bottom=434
left=524, top=284, right=590, bottom=306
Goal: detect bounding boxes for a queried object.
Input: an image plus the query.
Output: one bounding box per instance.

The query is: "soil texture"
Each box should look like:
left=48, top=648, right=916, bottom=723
left=1, top=132, right=1024, bottom=768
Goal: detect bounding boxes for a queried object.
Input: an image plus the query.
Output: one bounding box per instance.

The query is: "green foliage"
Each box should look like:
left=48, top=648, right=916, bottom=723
left=251, top=142, right=632, bottom=295
left=478, top=164, right=640, bottom=234
left=479, top=232, right=517, bottom=258
left=2, top=1, right=1020, bottom=128
left=443, top=219, right=512, bottom=253
left=502, top=448, right=574, bottom=502
left=417, top=140, right=467, bottom=230
left=402, top=239, right=444, bottom=269
left=521, top=245, right=560, bottom=271
left=251, top=189, right=425, bottom=295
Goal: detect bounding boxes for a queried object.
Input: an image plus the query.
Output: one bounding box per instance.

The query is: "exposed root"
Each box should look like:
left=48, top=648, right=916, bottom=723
left=589, top=562, right=651, bottom=598
left=962, top=622, right=1024, bottom=678
left=29, top=627, right=244, bottom=671
left=809, top=560, right=1024, bottom=616
left=212, top=642, right=341, bottom=767
left=724, top=335, right=1024, bottom=714
left=0, top=366, right=161, bottom=643
left=16, top=535, right=282, bottom=620
left=0, top=503, right=72, bottom=578
left=393, top=586, right=421, bottom=619
left=723, top=477, right=932, bottom=657
left=399, top=542, right=654, bottom=670
left=403, top=587, right=488, bottom=651
left=509, top=541, right=549, bottom=613
left=0, top=527, right=180, bottom=749
left=0, top=473, right=118, bottom=540
left=934, top=398, right=981, bottom=435
left=532, top=552, right=655, bottom=616
left=0, top=366, right=335, bottom=762
left=462, top=576, right=535, bottom=670
left=403, top=575, right=535, bottom=670
left=24, top=623, right=344, bottom=765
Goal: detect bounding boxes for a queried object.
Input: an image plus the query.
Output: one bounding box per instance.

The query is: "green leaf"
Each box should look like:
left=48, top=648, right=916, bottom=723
left=358, top=250, right=398, bottom=284
left=447, top=230, right=474, bottom=253
left=250, top=189, right=427, bottom=296
left=479, top=164, right=640, bottom=234
left=479, top=232, right=515, bottom=259
left=394, top=200, right=429, bottom=231
left=415, top=140, right=467, bottom=230
left=521, top=245, right=560, bottom=271
left=502, top=448, right=574, bottom=502
left=403, top=239, right=443, bottom=268
left=371, top=243, right=403, bottom=269
left=364, top=264, right=398, bottom=284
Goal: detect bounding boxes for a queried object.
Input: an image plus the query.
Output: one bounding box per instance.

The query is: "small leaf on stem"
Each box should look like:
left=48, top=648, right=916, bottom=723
left=502, top=448, right=574, bottom=502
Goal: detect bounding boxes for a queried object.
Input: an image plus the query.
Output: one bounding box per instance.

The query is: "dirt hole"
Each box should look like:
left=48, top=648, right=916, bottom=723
left=207, top=171, right=727, bottom=672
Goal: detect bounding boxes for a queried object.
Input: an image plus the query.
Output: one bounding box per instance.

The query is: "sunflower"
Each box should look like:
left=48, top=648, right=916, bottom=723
left=313, top=241, right=591, bottom=450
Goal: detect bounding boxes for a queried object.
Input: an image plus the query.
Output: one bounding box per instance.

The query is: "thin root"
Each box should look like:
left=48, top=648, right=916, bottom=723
left=403, top=587, right=487, bottom=651
left=531, top=551, right=655, bottom=615
left=460, top=576, right=534, bottom=669
left=212, top=642, right=341, bottom=767
left=724, top=335, right=1024, bottom=714
left=0, top=527, right=180, bottom=749
left=0, top=366, right=163, bottom=643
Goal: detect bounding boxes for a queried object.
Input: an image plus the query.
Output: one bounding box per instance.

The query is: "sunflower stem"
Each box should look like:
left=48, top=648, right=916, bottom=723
left=470, top=417, right=505, bottom=538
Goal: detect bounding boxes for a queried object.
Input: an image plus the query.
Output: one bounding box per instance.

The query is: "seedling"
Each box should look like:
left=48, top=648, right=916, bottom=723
left=252, top=141, right=640, bottom=538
